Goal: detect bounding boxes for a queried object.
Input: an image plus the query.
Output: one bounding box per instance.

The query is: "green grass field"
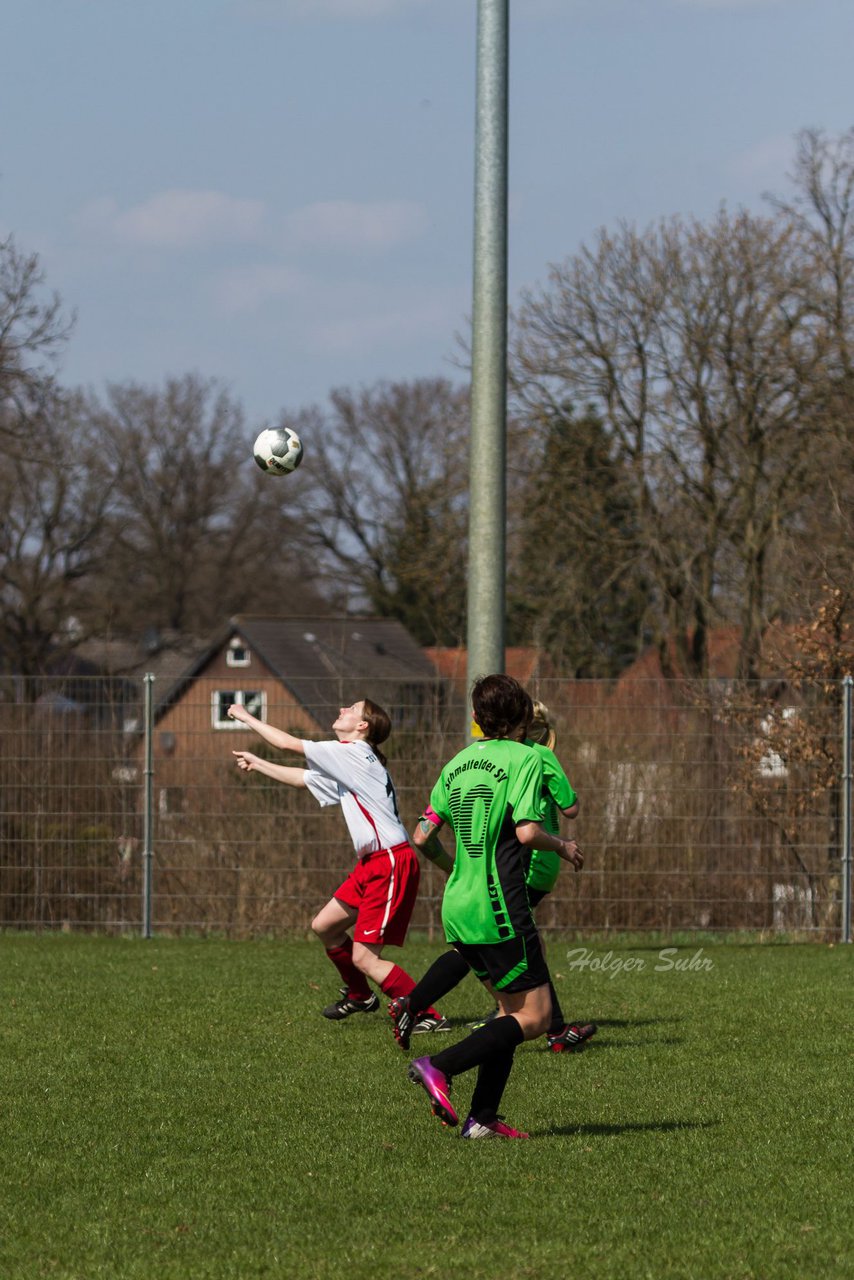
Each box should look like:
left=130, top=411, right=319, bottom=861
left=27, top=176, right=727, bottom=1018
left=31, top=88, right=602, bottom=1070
left=1, top=934, right=851, bottom=1280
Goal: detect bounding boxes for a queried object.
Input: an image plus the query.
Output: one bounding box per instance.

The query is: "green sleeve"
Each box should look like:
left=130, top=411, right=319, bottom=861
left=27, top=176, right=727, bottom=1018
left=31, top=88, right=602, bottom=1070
left=539, top=746, right=577, bottom=810
left=508, top=751, right=545, bottom=823
left=428, top=775, right=450, bottom=824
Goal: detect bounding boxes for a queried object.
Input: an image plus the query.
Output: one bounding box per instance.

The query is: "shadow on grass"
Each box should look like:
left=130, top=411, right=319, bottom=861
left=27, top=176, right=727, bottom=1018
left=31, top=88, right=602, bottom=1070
left=539, top=1118, right=720, bottom=1139
left=593, top=1017, right=684, bottom=1028
left=443, top=1015, right=685, bottom=1040
left=536, top=1016, right=686, bottom=1051
left=543, top=1036, right=685, bottom=1051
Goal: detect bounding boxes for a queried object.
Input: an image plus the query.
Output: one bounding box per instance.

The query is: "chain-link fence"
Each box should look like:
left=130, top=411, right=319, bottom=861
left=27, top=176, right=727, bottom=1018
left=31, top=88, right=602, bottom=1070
left=1, top=672, right=851, bottom=938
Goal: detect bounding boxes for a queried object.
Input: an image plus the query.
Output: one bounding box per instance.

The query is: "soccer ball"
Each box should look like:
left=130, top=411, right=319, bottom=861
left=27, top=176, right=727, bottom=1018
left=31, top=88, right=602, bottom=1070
left=253, top=426, right=304, bottom=475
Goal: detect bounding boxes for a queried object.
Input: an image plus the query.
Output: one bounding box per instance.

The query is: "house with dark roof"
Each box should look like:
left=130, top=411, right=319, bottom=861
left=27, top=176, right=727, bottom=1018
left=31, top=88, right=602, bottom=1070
left=135, top=616, right=440, bottom=768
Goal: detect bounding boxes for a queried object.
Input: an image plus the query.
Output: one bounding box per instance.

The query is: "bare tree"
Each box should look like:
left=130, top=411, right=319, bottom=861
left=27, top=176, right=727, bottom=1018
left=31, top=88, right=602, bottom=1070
left=86, top=374, right=326, bottom=636
left=283, top=378, right=470, bottom=645
left=0, top=236, right=73, bottom=439
left=512, top=207, right=825, bottom=677
left=768, top=127, right=854, bottom=380
left=766, top=128, right=854, bottom=613
left=0, top=389, right=114, bottom=678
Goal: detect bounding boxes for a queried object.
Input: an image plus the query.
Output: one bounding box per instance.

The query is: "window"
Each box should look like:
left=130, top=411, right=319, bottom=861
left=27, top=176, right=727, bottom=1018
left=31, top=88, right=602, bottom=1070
left=212, top=689, right=266, bottom=728
left=226, top=644, right=250, bottom=667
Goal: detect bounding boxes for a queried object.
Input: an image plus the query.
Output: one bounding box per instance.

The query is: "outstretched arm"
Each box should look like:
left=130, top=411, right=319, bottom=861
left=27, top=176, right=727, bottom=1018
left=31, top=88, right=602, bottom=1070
left=232, top=750, right=308, bottom=788
left=516, top=821, right=584, bottom=872
left=227, top=704, right=307, bottom=754
left=412, top=812, right=455, bottom=875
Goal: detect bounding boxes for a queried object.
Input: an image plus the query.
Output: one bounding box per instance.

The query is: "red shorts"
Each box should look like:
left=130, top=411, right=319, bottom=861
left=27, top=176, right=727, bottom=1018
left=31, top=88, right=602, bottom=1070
left=333, top=841, right=421, bottom=947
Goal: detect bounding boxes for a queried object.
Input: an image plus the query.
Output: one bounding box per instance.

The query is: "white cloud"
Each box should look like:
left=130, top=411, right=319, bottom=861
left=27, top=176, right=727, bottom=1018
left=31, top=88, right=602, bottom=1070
left=212, top=263, right=309, bottom=314
left=285, top=199, right=429, bottom=251
left=77, top=190, right=266, bottom=248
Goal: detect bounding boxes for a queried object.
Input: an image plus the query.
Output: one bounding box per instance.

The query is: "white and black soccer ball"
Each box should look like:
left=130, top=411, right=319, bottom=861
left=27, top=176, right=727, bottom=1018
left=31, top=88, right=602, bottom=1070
left=253, top=426, right=304, bottom=476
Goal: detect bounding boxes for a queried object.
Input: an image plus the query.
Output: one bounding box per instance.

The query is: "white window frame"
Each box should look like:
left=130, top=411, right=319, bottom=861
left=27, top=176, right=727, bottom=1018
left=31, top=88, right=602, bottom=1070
left=212, top=689, right=266, bottom=729
left=226, top=644, right=250, bottom=668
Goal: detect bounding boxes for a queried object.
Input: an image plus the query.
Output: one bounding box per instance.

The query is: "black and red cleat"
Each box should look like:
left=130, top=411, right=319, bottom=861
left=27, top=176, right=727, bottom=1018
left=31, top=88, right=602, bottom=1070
left=389, top=995, right=417, bottom=1051
left=547, top=1022, right=598, bottom=1053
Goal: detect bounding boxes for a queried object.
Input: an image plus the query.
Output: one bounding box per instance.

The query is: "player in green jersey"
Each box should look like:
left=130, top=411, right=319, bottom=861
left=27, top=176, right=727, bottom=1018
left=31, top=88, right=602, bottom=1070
left=390, top=699, right=596, bottom=1055
left=467, top=699, right=596, bottom=1048
left=403, top=675, right=584, bottom=1139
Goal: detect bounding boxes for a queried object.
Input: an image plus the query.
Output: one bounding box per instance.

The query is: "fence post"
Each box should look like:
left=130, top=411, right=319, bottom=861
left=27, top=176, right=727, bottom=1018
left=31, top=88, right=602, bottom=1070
left=142, top=673, right=155, bottom=939
left=842, top=676, right=853, bottom=944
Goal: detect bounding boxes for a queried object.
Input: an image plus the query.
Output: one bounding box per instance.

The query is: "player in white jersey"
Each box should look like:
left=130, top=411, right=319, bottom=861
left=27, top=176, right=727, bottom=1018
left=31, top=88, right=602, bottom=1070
left=230, top=698, right=447, bottom=1028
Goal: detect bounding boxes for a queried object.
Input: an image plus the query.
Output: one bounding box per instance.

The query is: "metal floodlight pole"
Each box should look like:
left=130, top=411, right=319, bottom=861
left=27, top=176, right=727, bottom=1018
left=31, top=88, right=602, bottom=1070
left=842, top=675, right=853, bottom=943
left=466, top=0, right=509, bottom=717
left=142, top=673, right=155, bottom=939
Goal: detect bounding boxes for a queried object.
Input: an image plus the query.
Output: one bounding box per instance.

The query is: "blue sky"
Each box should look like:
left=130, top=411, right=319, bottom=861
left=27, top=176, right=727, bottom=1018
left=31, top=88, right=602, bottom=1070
left=2, top=0, right=853, bottom=427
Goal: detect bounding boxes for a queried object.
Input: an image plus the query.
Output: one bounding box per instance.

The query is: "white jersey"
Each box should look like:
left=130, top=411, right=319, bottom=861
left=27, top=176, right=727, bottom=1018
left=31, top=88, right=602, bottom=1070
left=302, top=738, right=409, bottom=858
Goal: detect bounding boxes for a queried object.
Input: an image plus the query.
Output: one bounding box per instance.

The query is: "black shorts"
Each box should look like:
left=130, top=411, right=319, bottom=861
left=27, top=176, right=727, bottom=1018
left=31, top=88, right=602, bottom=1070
left=452, top=930, right=550, bottom=995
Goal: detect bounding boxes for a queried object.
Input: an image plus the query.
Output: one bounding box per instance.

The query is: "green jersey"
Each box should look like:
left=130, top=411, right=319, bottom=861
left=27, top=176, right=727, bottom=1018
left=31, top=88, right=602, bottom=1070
left=429, top=738, right=545, bottom=945
left=524, top=741, right=578, bottom=894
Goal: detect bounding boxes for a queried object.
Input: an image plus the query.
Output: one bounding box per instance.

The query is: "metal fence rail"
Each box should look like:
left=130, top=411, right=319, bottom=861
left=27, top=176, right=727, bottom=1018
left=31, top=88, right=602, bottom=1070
left=0, top=673, right=851, bottom=939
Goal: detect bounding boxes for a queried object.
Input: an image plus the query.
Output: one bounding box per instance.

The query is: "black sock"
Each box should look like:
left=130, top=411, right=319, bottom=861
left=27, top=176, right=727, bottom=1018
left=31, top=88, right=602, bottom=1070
left=408, top=949, right=470, bottom=1014
left=429, top=1014, right=524, bottom=1078
left=469, top=1047, right=516, bottom=1124
left=547, top=977, right=565, bottom=1035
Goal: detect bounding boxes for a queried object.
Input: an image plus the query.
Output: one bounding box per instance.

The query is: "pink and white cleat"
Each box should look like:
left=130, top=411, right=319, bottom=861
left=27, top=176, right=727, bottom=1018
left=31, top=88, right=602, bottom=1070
left=407, top=1056, right=458, bottom=1127
left=460, top=1114, right=530, bottom=1139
